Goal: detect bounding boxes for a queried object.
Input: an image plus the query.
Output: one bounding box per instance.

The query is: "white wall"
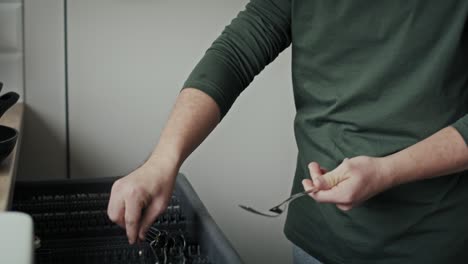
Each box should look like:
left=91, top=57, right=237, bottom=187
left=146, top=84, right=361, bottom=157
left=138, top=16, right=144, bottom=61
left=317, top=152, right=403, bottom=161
left=20, top=1, right=298, bottom=263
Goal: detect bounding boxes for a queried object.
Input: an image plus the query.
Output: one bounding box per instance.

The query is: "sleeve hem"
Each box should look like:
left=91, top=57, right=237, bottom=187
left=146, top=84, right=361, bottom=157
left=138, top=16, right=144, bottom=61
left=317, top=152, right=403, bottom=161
left=181, top=81, right=231, bottom=119
left=451, top=119, right=468, bottom=146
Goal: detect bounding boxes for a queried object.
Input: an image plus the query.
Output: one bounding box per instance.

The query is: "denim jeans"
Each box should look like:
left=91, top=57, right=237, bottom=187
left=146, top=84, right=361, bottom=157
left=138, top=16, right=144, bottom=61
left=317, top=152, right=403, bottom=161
left=293, top=245, right=323, bottom=264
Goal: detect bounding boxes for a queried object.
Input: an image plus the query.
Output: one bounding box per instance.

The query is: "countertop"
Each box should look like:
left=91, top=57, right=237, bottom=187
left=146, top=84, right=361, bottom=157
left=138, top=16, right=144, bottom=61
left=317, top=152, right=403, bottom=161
left=0, top=103, right=24, bottom=211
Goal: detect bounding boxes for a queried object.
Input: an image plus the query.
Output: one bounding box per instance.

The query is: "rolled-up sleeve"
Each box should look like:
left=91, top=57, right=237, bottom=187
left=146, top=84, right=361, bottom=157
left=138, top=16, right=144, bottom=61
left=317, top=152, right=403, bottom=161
left=182, top=0, right=292, bottom=118
left=452, top=116, right=468, bottom=145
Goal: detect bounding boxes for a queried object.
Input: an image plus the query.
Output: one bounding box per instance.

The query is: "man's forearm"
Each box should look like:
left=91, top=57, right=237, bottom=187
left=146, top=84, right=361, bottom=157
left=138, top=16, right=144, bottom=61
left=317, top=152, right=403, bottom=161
left=304, top=126, right=468, bottom=209
left=147, top=88, right=221, bottom=171
left=381, top=126, right=468, bottom=187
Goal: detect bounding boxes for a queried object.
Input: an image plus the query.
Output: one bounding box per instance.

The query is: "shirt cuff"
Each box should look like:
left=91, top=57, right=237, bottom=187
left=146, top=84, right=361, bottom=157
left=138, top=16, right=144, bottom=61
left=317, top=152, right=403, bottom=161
left=181, top=81, right=229, bottom=119
left=452, top=115, right=468, bottom=145
left=181, top=51, right=245, bottom=119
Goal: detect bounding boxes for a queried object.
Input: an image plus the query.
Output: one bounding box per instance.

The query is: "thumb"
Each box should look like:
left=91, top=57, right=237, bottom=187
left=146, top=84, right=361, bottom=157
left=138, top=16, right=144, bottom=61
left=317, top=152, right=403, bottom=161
left=320, top=171, right=341, bottom=189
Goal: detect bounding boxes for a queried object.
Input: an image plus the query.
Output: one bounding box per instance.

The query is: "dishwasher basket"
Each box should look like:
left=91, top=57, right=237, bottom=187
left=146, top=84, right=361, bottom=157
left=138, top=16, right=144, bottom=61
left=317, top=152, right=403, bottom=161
left=11, top=174, right=243, bottom=264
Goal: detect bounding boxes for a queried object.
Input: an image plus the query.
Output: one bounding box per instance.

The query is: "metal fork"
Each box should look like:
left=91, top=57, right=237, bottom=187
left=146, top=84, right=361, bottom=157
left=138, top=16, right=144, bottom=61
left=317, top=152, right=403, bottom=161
left=239, top=188, right=316, bottom=217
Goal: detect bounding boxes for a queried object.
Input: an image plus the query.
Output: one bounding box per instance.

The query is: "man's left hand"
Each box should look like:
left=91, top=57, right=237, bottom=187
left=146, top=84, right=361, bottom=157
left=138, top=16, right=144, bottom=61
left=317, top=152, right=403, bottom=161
left=302, top=156, right=394, bottom=211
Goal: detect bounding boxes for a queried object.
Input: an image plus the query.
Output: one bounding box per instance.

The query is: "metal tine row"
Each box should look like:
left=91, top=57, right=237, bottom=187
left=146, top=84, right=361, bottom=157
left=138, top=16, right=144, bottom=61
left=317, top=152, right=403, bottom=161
left=146, top=227, right=187, bottom=249
left=145, top=226, right=190, bottom=264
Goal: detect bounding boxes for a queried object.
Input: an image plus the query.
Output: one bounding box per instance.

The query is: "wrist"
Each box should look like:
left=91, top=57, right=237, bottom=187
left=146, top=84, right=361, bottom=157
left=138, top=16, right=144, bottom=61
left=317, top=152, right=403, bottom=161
left=145, top=149, right=181, bottom=178
left=376, top=156, right=401, bottom=189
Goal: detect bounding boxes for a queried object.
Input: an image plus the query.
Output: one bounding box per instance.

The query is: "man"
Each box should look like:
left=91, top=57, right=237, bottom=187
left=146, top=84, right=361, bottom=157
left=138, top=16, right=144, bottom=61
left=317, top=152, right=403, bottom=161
left=107, top=1, right=468, bottom=263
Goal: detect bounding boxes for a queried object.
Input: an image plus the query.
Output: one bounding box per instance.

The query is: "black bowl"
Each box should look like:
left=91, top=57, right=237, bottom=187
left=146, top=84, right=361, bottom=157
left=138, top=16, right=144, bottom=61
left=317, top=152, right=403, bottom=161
left=0, top=125, right=18, bottom=163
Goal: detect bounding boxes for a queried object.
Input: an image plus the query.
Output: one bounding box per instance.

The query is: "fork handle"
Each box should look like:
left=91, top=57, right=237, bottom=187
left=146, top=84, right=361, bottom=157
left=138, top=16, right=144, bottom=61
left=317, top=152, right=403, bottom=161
left=277, top=188, right=316, bottom=207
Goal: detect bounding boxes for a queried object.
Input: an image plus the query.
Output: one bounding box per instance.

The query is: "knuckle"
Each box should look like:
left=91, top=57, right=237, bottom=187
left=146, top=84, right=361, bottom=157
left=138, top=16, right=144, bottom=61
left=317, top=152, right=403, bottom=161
left=125, top=218, right=137, bottom=226
left=342, top=158, right=349, bottom=164
left=112, top=179, right=123, bottom=191
left=128, top=186, right=140, bottom=196
left=128, top=186, right=149, bottom=201
left=343, top=158, right=357, bottom=173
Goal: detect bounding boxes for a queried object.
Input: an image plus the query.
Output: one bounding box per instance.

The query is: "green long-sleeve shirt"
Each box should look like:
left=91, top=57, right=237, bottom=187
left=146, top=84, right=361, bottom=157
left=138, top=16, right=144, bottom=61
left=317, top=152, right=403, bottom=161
left=183, top=1, right=468, bottom=263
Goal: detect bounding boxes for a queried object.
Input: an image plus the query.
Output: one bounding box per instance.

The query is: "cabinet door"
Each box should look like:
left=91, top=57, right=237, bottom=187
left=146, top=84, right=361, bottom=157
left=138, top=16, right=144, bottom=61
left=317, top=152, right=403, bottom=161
left=20, top=0, right=67, bottom=180
left=0, top=0, right=23, bottom=96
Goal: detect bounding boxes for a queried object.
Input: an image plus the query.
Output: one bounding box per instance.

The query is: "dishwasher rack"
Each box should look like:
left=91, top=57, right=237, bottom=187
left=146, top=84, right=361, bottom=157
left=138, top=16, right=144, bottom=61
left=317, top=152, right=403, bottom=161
left=11, top=174, right=243, bottom=264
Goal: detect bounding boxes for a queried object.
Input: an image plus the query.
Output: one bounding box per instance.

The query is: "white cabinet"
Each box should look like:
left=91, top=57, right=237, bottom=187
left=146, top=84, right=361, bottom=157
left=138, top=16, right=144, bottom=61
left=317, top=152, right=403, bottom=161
left=0, top=0, right=23, bottom=96
left=19, top=0, right=67, bottom=180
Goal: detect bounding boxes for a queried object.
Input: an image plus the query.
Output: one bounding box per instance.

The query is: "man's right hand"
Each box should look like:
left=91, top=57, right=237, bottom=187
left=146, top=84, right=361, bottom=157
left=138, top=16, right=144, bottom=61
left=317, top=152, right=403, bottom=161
left=107, top=159, right=177, bottom=244
left=107, top=88, right=221, bottom=245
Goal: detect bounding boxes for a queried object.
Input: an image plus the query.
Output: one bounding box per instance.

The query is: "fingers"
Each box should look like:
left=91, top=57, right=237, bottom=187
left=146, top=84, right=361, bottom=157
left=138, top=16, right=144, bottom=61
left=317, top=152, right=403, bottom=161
left=303, top=180, right=355, bottom=210
left=307, top=186, right=356, bottom=211
left=308, top=162, right=328, bottom=190
left=107, top=181, right=125, bottom=228
left=305, top=160, right=355, bottom=210
left=107, top=199, right=125, bottom=228
left=138, top=199, right=166, bottom=241
left=106, top=162, right=178, bottom=246
left=109, top=184, right=165, bottom=244
left=309, top=159, right=352, bottom=190
left=110, top=180, right=149, bottom=245
left=309, top=187, right=346, bottom=203
left=308, top=162, right=321, bottom=179
left=124, top=195, right=144, bottom=244
left=308, top=162, right=340, bottom=190
left=302, top=179, right=314, bottom=191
